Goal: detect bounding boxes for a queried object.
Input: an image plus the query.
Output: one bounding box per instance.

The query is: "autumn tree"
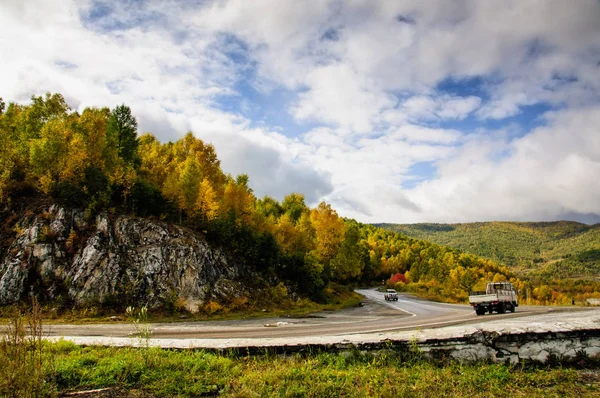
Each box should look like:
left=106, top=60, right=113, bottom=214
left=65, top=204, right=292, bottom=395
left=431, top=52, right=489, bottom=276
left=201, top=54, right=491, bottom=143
left=195, top=178, right=219, bottom=221
left=177, top=155, right=203, bottom=212
left=29, top=118, right=71, bottom=192
left=450, top=266, right=478, bottom=293
left=256, top=196, right=283, bottom=219
left=221, top=175, right=255, bottom=227
left=137, top=133, right=170, bottom=188
left=282, top=193, right=308, bottom=223
left=0, top=110, right=13, bottom=200
left=274, top=213, right=301, bottom=254
left=310, top=202, right=345, bottom=270
left=171, top=132, right=226, bottom=192
left=78, top=107, right=110, bottom=171
left=9, top=93, right=70, bottom=176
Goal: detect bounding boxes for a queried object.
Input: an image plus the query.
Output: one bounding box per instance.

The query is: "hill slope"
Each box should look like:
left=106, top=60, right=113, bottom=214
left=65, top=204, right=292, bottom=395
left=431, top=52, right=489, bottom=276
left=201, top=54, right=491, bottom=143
left=375, top=221, right=600, bottom=278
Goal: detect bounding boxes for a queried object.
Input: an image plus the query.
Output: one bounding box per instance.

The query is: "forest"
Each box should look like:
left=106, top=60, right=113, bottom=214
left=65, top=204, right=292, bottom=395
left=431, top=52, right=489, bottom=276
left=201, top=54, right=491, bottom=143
left=378, top=222, right=600, bottom=303
left=0, top=93, right=598, bottom=307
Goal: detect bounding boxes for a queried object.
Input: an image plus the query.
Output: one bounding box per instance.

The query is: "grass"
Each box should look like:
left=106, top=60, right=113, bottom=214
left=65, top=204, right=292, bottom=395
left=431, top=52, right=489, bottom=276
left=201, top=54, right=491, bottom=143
left=36, top=342, right=600, bottom=397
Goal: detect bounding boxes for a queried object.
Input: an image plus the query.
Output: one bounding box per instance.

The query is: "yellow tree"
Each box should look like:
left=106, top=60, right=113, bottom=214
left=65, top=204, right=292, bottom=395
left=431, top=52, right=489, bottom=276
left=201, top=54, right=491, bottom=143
left=138, top=133, right=171, bottom=188
left=61, top=132, right=89, bottom=183
left=221, top=176, right=254, bottom=227
left=77, top=107, right=110, bottom=171
left=274, top=213, right=302, bottom=255
left=29, top=118, right=70, bottom=193
left=450, top=266, right=478, bottom=293
left=195, top=178, right=219, bottom=221
left=177, top=155, right=202, bottom=212
left=295, top=211, right=316, bottom=253
left=310, top=202, right=345, bottom=266
left=172, top=132, right=226, bottom=194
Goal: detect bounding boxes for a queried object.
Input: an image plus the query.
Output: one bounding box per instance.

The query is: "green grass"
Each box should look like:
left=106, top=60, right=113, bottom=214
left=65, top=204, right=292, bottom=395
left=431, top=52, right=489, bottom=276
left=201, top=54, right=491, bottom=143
left=33, top=341, right=600, bottom=397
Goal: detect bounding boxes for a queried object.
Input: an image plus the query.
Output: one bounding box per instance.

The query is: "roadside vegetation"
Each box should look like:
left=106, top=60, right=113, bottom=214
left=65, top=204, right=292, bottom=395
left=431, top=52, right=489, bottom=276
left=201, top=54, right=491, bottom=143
left=4, top=338, right=600, bottom=397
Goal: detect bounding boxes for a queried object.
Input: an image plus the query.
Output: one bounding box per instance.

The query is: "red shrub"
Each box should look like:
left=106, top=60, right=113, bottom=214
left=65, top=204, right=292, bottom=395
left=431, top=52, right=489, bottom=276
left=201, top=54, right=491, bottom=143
left=389, top=273, right=407, bottom=284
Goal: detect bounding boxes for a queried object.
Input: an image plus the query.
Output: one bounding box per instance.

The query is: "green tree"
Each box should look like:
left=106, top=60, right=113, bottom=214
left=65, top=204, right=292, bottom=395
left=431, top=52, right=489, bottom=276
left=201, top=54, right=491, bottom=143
left=330, top=223, right=366, bottom=281
left=256, top=196, right=283, bottom=219
left=0, top=119, right=13, bottom=200
left=29, top=118, right=70, bottom=192
left=282, top=193, right=308, bottom=223
left=106, top=104, right=139, bottom=166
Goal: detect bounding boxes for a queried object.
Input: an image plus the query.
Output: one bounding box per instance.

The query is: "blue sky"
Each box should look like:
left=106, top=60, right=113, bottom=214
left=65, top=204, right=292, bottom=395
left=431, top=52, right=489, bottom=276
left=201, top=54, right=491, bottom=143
left=1, top=0, right=599, bottom=223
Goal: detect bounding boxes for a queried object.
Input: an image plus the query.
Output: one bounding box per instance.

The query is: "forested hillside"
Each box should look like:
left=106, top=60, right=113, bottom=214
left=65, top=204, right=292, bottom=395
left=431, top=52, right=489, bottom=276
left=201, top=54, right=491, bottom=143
left=376, top=222, right=600, bottom=280
left=0, top=93, right=598, bottom=308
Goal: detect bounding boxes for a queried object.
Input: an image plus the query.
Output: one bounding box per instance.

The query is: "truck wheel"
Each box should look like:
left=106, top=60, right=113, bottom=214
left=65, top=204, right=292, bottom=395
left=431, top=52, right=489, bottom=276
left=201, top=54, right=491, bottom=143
left=510, top=302, right=516, bottom=313
left=498, top=303, right=505, bottom=314
left=475, top=308, right=485, bottom=316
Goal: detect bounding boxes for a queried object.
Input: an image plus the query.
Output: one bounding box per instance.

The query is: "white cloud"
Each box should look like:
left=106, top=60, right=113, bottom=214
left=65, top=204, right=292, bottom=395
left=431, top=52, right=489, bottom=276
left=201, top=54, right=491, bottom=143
left=405, top=106, right=600, bottom=223
left=291, top=63, right=395, bottom=133
left=1, top=0, right=599, bottom=224
left=402, top=95, right=481, bottom=121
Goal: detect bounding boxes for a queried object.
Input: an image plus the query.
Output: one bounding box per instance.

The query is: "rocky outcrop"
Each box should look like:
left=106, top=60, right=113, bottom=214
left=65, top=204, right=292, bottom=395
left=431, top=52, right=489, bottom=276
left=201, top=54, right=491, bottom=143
left=0, top=205, right=258, bottom=311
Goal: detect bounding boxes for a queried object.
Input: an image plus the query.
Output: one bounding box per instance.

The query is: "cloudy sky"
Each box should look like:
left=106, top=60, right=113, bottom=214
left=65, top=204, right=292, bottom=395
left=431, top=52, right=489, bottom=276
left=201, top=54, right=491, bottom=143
left=2, top=0, right=600, bottom=224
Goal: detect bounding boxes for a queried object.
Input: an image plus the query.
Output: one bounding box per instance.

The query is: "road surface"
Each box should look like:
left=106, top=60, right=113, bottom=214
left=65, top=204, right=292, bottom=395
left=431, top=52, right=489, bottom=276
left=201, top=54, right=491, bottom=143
left=41, top=289, right=560, bottom=339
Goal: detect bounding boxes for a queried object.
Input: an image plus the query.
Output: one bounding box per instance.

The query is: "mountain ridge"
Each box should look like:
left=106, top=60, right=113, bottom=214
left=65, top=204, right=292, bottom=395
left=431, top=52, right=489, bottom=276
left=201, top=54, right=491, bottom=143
left=375, top=221, right=600, bottom=279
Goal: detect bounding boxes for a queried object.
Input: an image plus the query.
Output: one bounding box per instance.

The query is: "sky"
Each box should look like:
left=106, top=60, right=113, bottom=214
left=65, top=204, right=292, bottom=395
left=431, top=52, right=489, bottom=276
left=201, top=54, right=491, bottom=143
left=1, top=0, right=600, bottom=224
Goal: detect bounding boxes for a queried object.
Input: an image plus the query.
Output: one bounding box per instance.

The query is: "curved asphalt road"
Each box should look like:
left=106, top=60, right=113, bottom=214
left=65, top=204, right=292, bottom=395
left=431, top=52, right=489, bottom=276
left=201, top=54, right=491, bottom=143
left=41, top=289, right=558, bottom=339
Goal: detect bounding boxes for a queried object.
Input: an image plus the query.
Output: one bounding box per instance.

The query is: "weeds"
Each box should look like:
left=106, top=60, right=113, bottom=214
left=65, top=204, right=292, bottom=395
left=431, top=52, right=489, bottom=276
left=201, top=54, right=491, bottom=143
left=0, top=297, right=55, bottom=397
left=125, top=305, right=152, bottom=344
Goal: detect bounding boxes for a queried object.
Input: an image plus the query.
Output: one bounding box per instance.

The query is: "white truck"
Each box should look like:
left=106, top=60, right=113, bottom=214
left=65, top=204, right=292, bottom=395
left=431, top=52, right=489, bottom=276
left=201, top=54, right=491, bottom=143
left=469, top=282, right=518, bottom=316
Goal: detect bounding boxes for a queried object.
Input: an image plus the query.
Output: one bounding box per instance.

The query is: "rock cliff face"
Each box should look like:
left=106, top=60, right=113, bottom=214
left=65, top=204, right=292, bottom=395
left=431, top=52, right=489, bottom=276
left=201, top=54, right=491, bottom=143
left=0, top=205, right=257, bottom=311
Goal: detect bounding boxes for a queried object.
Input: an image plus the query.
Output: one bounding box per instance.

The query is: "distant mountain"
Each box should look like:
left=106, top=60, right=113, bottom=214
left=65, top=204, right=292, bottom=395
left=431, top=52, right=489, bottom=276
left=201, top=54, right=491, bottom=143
left=374, top=221, right=600, bottom=279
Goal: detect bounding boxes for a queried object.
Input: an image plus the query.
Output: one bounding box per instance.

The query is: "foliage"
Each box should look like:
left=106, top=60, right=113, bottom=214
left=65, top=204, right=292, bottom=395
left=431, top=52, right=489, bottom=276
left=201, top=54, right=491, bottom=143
left=387, top=272, right=407, bottom=288
left=377, top=221, right=600, bottom=303
left=377, top=222, right=600, bottom=276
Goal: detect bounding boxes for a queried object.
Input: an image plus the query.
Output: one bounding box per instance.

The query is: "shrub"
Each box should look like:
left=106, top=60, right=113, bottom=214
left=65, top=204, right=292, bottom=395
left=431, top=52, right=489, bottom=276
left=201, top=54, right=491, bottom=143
left=386, top=273, right=407, bottom=288
left=204, top=300, right=223, bottom=315
left=51, top=181, right=87, bottom=207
